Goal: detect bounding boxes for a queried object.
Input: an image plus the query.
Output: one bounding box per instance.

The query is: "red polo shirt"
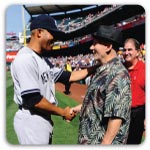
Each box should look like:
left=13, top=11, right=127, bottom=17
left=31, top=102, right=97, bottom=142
left=128, top=61, right=145, bottom=107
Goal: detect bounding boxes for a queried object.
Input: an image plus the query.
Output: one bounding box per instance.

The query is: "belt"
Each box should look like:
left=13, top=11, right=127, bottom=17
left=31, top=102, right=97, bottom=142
left=18, top=105, right=29, bottom=110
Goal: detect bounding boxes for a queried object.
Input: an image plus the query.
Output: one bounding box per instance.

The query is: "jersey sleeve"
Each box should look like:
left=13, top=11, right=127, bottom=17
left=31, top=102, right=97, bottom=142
left=43, top=57, right=70, bottom=84
left=52, top=67, right=64, bottom=82
left=12, top=54, right=40, bottom=96
left=56, top=70, right=71, bottom=85
left=52, top=67, right=71, bottom=84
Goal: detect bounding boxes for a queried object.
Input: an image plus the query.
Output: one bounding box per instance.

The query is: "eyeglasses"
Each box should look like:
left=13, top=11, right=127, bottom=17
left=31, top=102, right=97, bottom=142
left=123, top=48, right=133, bottom=51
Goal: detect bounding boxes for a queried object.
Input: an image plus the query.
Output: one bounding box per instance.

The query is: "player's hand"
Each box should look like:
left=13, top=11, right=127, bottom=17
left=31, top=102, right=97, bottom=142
left=64, top=105, right=81, bottom=122
left=63, top=106, right=75, bottom=121
left=66, top=107, right=79, bottom=122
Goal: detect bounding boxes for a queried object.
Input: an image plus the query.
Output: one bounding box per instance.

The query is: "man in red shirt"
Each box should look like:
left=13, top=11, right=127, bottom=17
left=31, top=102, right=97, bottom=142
left=123, top=38, right=145, bottom=144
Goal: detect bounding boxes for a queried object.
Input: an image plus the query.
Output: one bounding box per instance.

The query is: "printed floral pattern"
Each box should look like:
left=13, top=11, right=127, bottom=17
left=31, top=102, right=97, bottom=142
left=78, top=58, right=131, bottom=144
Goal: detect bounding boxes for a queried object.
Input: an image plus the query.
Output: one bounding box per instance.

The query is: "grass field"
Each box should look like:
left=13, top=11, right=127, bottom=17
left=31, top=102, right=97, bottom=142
left=6, top=71, right=80, bottom=145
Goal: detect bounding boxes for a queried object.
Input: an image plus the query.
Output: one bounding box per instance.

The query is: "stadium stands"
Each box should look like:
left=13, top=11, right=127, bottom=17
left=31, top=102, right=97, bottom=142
left=6, top=4, right=145, bottom=67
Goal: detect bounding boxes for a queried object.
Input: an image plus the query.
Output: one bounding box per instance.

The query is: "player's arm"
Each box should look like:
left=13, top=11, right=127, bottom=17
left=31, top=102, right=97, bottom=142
left=101, top=117, right=122, bottom=145
left=22, top=93, right=74, bottom=121
left=55, top=63, right=99, bottom=84
left=69, top=64, right=99, bottom=82
left=34, top=97, right=74, bottom=120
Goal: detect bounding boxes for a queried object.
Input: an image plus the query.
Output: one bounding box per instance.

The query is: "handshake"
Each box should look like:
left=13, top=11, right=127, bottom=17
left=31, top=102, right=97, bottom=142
left=62, top=104, right=82, bottom=122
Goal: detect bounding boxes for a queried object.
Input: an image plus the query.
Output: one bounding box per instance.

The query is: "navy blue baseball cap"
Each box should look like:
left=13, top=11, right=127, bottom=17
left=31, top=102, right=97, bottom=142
left=30, top=14, right=66, bottom=40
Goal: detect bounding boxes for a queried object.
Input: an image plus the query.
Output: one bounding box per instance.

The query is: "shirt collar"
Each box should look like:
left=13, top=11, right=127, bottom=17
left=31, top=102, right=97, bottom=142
left=97, top=57, right=119, bottom=73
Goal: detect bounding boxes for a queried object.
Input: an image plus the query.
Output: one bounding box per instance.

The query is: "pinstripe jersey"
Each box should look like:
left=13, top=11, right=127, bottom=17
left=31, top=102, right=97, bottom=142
left=11, top=47, right=63, bottom=106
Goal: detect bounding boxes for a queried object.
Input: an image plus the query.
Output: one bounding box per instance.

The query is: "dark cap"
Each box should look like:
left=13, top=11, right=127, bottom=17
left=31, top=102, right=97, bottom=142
left=30, top=14, right=66, bottom=41
left=92, top=25, right=123, bottom=47
left=67, top=58, right=71, bottom=61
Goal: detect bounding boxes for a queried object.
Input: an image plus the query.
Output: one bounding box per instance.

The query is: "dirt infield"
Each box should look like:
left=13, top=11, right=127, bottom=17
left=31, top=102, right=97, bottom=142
left=55, top=82, right=87, bottom=104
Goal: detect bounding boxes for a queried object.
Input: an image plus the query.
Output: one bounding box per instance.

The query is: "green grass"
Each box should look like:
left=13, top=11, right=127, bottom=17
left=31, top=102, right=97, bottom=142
left=6, top=71, right=19, bottom=144
left=6, top=71, right=80, bottom=145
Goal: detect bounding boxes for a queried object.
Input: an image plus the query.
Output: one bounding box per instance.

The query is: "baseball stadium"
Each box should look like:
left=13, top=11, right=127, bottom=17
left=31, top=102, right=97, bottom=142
left=6, top=4, right=145, bottom=144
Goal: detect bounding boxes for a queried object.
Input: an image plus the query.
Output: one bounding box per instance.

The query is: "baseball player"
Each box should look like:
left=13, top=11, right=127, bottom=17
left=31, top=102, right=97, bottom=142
left=10, top=14, right=98, bottom=144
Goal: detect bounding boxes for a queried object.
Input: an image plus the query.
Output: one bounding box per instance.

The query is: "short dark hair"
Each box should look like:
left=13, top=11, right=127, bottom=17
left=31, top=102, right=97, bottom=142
left=124, top=38, right=140, bottom=50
